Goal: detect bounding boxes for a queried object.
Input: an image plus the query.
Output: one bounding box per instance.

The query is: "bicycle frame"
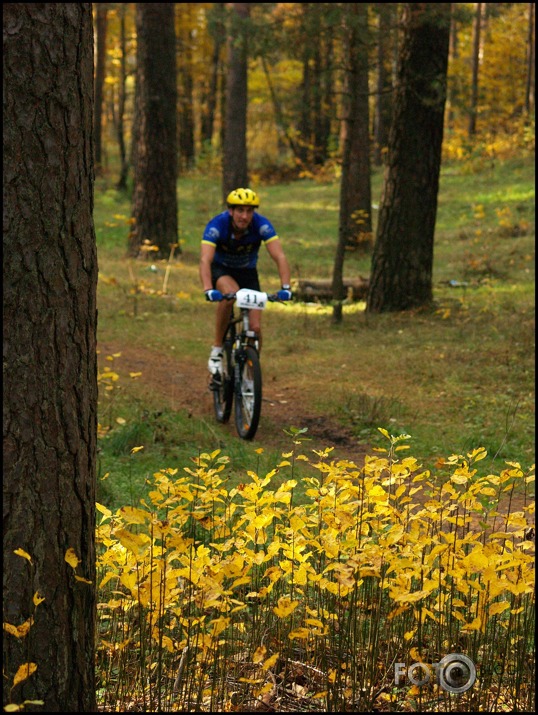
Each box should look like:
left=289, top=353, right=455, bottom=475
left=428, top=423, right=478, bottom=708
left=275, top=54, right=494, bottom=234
left=210, top=289, right=277, bottom=440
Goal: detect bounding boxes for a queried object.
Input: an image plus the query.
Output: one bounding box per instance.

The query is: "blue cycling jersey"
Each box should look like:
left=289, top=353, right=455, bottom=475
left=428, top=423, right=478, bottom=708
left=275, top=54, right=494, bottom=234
left=201, top=211, right=279, bottom=269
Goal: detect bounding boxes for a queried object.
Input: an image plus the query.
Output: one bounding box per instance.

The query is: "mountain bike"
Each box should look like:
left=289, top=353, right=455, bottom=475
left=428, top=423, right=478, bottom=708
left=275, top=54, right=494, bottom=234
left=209, top=288, right=284, bottom=440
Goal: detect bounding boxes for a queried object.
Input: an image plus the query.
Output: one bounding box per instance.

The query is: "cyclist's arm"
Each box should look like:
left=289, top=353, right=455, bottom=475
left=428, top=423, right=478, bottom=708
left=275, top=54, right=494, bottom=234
left=200, top=242, right=216, bottom=291
left=265, top=238, right=291, bottom=287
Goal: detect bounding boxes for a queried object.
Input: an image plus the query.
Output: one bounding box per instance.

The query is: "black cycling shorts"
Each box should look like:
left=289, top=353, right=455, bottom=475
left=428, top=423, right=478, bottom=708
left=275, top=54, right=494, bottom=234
left=211, top=264, right=261, bottom=291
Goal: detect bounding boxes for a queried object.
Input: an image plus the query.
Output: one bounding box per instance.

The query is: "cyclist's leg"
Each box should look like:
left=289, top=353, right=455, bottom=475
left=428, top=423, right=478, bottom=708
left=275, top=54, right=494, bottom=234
left=214, top=275, right=238, bottom=345
left=210, top=266, right=239, bottom=346
left=248, top=309, right=262, bottom=352
left=237, top=269, right=263, bottom=351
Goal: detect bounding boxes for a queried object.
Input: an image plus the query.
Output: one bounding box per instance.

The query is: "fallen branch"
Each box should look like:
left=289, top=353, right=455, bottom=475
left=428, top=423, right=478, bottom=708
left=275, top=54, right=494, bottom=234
left=293, top=277, right=369, bottom=302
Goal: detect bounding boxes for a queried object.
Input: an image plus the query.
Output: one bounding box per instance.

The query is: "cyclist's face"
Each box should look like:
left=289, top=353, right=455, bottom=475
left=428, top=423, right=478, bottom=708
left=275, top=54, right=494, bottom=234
left=229, top=206, right=255, bottom=233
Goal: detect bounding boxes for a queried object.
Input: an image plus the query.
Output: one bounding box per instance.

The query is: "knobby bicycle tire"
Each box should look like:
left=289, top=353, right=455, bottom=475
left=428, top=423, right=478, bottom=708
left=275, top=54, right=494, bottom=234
left=212, top=339, right=233, bottom=423
left=234, top=345, right=262, bottom=440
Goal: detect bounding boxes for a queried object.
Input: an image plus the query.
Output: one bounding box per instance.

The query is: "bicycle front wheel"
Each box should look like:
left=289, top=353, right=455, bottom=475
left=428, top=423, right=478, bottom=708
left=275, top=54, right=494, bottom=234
left=234, top=345, right=262, bottom=440
left=212, top=340, right=233, bottom=423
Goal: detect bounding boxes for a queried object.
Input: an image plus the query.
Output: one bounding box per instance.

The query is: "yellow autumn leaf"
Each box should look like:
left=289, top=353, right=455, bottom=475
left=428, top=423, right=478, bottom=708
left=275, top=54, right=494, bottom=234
left=231, top=576, right=251, bottom=590
left=461, top=616, right=482, bottom=631
left=3, top=617, right=34, bottom=638
left=288, top=627, right=310, bottom=640
left=383, top=524, right=404, bottom=546
left=64, top=548, right=80, bottom=569
left=489, top=601, right=510, bottom=616
left=368, top=485, right=388, bottom=502
left=116, top=417, right=126, bottom=425
left=114, top=528, right=150, bottom=555
left=130, top=445, right=144, bottom=453
left=33, top=592, right=45, bottom=606
left=13, top=548, right=32, bottom=563
left=13, top=662, right=37, bottom=687
left=253, top=645, right=267, bottom=664
left=467, top=447, right=487, bottom=462
left=129, top=372, right=142, bottom=378
left=506, top=513, right=527, bottom=527
left=75, top=575, right=93, bottom=584
left=273, top=597, right=300, bottom=618
left=262, top=653, right=280, bottom=671
left=96, top=502, right=112, bottom=518
left=100, top=367, right=119, bottom=382
left=404, top=630, right=416, bottom=641
left=119, top=506, right=148, bottom=524
left=463, top=548, right=489, bottom=572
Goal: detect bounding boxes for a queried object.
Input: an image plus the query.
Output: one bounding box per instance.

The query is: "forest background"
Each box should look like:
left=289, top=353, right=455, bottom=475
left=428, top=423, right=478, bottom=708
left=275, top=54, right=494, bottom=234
left=93, top=1, right=535, bottom=501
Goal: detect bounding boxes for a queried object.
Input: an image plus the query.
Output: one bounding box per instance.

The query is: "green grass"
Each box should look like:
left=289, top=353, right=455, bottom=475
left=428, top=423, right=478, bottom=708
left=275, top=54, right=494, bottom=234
left=94, top=154, right=535, bottom=510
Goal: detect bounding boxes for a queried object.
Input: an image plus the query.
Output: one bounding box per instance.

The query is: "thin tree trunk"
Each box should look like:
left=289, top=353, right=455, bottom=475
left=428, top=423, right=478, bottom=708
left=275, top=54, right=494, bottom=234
left=116, top=2, right=129, bottom=190
left=94, top=3, right=108, bottom=173
left=261, top=56, right=301, bottom=161
left=468, top=2, right=482, bottom=137
left=373, top=3, right=394, bottom=165
left=332, top=3, right=371, bottom=323
left=524, top=2, right=534, bottom=116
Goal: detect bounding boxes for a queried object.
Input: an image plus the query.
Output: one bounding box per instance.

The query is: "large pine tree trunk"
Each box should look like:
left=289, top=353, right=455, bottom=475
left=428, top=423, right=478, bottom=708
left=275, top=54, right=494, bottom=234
left=3, top=4, right=98, bottom=710
left=222, top=2, right=250, bottom=200
left=130, top=3, right=178, bottom=258
left=367, top=3, right=450, bottom=313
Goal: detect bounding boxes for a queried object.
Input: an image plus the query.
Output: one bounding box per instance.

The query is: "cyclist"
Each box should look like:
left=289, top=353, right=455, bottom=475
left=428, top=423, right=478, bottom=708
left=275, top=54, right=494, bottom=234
left=200, top=187, right=292, bottom=375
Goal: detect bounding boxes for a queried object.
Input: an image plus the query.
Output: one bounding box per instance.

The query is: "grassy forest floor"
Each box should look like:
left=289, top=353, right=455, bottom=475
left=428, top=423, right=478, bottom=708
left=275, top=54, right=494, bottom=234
left=94, top=153, right=535, bottom=511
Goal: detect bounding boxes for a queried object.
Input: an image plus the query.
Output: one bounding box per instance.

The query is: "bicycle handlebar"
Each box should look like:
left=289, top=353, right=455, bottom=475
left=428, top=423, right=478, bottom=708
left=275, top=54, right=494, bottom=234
left=220, top=292, right=287, bottom=304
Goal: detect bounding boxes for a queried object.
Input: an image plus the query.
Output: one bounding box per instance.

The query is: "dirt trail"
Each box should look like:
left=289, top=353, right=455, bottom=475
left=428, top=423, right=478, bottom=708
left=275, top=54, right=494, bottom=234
left=97, top=340, right=533, bottom=519
left=97, top=340, right=370, bottom=463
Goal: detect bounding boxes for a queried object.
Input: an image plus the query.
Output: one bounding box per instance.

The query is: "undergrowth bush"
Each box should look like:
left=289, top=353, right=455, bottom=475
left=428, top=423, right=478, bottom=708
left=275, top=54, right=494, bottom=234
left=95, top=432, right=535, bottom=712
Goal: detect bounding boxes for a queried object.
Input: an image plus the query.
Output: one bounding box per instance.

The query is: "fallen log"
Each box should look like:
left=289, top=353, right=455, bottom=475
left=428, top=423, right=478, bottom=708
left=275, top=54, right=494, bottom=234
left=293, top=277, right=370, bottom=302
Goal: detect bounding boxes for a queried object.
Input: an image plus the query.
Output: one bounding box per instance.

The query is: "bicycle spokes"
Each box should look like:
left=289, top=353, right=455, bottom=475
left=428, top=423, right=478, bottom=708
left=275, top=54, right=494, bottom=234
left=235, top=346, right=262, bottom=440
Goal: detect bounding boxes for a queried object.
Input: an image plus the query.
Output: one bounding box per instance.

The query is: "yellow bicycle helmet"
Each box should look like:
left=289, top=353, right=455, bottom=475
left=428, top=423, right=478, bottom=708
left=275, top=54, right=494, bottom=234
left=226, top=188, right=259, bottom=208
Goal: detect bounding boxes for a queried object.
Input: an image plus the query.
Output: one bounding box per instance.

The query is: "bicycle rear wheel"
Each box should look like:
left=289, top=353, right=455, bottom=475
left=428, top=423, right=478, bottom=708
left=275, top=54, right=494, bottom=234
left=212, top=340, right=233, bottom=423
left=234, top=345, right=262, bottom=440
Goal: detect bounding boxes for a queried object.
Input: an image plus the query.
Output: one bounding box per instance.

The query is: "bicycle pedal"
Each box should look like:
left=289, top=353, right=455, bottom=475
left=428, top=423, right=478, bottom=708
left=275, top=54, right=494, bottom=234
left=209, top=375, right=222, bottom=390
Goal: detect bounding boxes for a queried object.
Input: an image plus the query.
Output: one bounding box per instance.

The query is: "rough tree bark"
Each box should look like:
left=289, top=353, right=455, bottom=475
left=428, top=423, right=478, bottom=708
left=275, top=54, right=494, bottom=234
left=129, top=3, right=178, bottom=258
left=367, top=3, right=450, bottom=313
left=332, top=3, right=372, bottom=323
left=3, top=3, right=98, bottom=711
left=222, top=2, right=250, bottom=201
